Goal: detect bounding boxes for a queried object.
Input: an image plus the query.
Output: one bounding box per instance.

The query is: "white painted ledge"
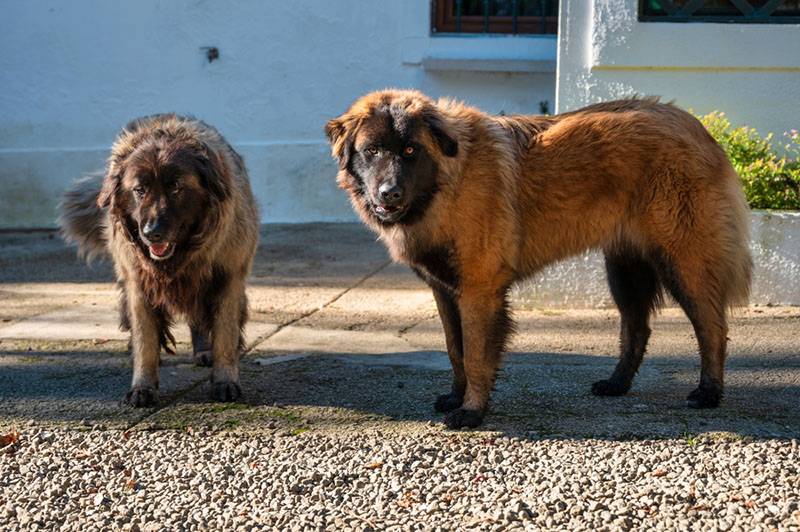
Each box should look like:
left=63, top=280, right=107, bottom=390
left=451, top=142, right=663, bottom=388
left=403, top=34, right=557, bottom=73
left=422, top=56, right=556, bottom=73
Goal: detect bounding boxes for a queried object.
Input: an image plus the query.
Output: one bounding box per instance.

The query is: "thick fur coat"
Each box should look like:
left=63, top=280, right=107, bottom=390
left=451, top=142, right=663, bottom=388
left=60, top=115, right=259, bottom=406
left=327, top=90, right=752, bottom=428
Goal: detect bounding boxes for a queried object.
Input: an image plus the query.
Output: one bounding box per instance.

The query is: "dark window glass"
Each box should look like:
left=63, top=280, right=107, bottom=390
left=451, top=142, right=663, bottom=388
left=641, top=0, right=800, bottom=22
left=432, top=0, right=559, bottom=34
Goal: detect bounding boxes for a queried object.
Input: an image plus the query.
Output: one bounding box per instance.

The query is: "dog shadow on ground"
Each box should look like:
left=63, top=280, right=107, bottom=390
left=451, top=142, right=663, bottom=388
left=1, top=344, right=797, bottom=441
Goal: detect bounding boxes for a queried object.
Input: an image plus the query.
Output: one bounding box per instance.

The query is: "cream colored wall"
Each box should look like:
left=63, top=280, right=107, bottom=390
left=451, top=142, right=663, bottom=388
left=556, top=0, right=800, bottom=136
left=0, top=1, right=556, bottom=228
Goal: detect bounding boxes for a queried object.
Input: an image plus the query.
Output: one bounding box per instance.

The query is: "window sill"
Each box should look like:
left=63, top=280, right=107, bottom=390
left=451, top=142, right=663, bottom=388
left=422, top=56, right=555, bottom=73
left=402, top=34, right=557, bottom=74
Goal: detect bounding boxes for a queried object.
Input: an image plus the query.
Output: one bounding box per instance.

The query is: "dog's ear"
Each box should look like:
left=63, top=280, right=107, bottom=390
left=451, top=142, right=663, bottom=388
left=423, top=109, right=459, bottom=158
left=194, top=144, right=230, bottom=202
left=325, top=117, right=354, bottom=170
left=97, top=169, right=120, bottom=209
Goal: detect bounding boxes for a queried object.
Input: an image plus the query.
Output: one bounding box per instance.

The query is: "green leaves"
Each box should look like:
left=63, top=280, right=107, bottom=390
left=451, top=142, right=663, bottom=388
left=698, top=112, right=800, bottom=210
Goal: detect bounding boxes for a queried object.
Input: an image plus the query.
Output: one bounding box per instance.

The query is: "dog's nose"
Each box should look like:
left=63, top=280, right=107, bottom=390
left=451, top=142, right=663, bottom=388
left=142, top=220, right=164, bottom=242
left=379, top=183, right=404, bottom=205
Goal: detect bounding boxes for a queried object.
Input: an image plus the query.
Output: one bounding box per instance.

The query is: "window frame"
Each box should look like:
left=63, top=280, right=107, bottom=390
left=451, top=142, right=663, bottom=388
left=431, top=0, right=558, bottom=35
left=638, top=0, right=800, bottom=24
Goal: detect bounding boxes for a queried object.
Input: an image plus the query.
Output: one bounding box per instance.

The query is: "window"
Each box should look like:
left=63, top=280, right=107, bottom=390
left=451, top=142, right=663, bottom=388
left=432, top=0, right=559, bottom=34
left=640, top=0, right=800, bottom=23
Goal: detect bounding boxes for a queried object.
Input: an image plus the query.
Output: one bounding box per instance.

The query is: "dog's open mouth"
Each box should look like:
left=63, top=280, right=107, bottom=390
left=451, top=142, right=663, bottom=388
left=373, top=203, right=406, bottom=221
left=148, top=242, right=175, bottom=260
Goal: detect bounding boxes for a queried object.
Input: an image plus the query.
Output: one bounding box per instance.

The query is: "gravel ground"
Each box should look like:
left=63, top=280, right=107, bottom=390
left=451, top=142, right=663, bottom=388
left=2, top=226, right=799, bottom=531
left=1, top=427, right=798, bottom=531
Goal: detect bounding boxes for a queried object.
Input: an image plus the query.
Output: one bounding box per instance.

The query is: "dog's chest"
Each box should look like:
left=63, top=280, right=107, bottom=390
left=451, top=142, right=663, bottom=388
left=137, top=262, right=212, bottom=315
left=409, top=246, right=460, bottom=293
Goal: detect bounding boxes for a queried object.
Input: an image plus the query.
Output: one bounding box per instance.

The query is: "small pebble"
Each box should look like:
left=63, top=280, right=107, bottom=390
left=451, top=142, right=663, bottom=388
left=0, top=428, right=795, bottom=530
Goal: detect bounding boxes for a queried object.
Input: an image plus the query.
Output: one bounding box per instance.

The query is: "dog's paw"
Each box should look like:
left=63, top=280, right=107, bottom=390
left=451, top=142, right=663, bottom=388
left=193, top=350, right=213, bottom=367
left=123, top=386, right=159, bottom=408
left=212, top=381, right=242, bottom=403
left=591, top=378, right=630, bottom=397
left=444, top=408, right=484, bottom=429
left=686, top=386, right=722, bottom=409
left=434, top=392, right=463, bottom=413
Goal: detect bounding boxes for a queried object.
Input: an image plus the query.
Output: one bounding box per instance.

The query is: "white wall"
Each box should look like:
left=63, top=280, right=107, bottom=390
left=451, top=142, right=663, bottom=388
left=0, top=1, right=556, bottom=228
left=557, top=0, right=800, bottom=134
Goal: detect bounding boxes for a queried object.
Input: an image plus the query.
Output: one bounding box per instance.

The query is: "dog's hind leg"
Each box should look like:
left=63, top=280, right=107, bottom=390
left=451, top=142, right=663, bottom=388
left=432, top=286, right=466, bottom=413
left=190, top=325, right=213, bottom=367
left=592, top=247, right=662, bottom=397
left=653, top=251, right=729, bottom=408
left=238, top=293, right=248, bottom=352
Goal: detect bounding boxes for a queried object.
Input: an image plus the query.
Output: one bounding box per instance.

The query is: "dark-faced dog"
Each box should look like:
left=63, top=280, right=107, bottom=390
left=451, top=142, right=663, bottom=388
left=326, top=90, right=752, bottom=428
left=60, top=114, right=259, bottom=406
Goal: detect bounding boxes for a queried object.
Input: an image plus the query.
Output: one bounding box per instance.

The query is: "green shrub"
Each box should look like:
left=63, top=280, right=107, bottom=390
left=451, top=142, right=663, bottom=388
left=698, top=112, right=800, bottom=210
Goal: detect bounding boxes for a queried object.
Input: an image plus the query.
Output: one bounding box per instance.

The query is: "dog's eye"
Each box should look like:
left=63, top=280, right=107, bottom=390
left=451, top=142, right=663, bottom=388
left=366, top=147, right=380, bottom=156
left=170, top=183, right=182, bottom=195
left=133, top=186, right=146, bottom=198
left=403, top=146, right=415, bottom=157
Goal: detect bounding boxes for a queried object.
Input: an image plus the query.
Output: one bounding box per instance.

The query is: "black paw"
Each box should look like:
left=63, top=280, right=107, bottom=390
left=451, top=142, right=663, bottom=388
left=686, top=386, right=722, bottom=409
left=591, top=378, right=631, bottom=397
left=193, top=350, right=213, bottom=367
left=444, top=408, right=484, bottom=429
left=123, top=386, right=159, bottom=408
left=212, top=381, right=242, bottom=403
left=434, top=392, right=464, bottom=413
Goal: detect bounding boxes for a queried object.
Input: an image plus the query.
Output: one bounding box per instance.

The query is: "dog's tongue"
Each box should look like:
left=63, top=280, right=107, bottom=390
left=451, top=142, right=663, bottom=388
left=149, top=242, right=170, bottom=257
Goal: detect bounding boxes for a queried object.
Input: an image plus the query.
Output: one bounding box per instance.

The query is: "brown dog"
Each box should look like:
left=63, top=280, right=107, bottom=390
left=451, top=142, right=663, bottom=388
left=60, top=114, right=259, bottom=406
left=326, top=90, right=752, bottom=428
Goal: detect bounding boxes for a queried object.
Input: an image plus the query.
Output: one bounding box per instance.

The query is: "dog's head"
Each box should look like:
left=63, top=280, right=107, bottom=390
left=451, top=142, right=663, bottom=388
left=325, top=90, right=459, bottom=225
left=98, top=115, right=230, bottom=264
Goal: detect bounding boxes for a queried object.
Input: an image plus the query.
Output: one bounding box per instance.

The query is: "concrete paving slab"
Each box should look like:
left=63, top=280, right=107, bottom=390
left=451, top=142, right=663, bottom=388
left=247, top=285, right=350, bottom=324
left=0, top=306, right=128, bottom=341
left=0, top=340, right=208, bottom=428
left=251, top=223, right=390, bottom=287
left=0, top=224, right=798, bottom=442
left=251, top=324, right=413, bottom=355
left=0, top=304, right=279, bottom=345
left=143, top=344, right=799, bottom=439
left=0, top=283, right=115, bottom=324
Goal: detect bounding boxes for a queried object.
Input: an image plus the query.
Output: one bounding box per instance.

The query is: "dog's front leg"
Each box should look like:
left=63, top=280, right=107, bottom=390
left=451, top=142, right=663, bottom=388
left=444, top=285, right=512, bottom=429
left=431, top=286, right=466, bottom=413
left=209, top=276, right=245, bottom=402
left=124, top=281, right=161, bottom=407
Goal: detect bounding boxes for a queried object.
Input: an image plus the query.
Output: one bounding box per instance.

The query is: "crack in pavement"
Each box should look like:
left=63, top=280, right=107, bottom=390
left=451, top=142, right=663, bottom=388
left=243, top=259, right=392, bottom=355
left=397, top=311, right=437, bottom=337
left=126, top=259, right=392, bottom=430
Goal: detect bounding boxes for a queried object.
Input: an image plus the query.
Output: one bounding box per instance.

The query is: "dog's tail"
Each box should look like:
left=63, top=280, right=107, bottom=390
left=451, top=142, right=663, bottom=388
left=58, top=174, right=109, bottom=262
left=720, top=168, right=753, bottom=310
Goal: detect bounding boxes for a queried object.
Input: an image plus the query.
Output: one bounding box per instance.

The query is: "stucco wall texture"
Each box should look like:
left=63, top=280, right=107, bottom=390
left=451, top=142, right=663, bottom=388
left=556, top=0, right=800, bottom=133
left=0, top=1, right=556, bottom=228
left=512, top=212, right=800, bottom=307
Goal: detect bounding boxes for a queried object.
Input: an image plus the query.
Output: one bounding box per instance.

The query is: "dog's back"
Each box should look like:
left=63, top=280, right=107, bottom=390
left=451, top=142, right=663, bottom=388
left=508, top=99, right=751, bottom=407
left=510, top=98, right=751, bottom=308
